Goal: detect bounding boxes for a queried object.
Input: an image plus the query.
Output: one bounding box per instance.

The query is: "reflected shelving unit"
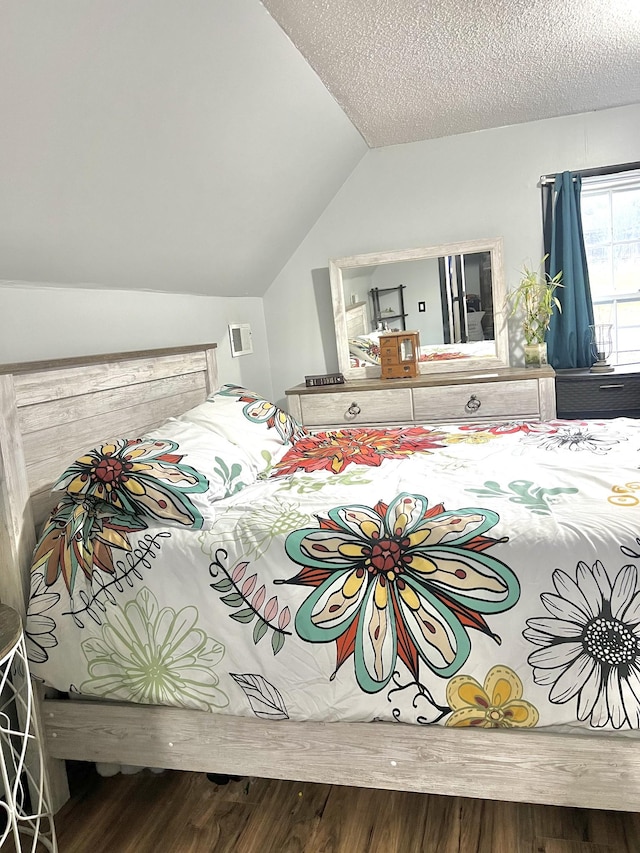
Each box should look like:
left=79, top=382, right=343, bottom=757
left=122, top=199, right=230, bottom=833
left=370, top=284, right=407, bottom=331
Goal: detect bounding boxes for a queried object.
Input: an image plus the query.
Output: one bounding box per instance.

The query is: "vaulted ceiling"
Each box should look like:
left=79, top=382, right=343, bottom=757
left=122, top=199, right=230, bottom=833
left=0, top=1, right=365, bottom=297
left=263, top=0, right=640, bottom=147
left=1, top=0, right=638, bottom=298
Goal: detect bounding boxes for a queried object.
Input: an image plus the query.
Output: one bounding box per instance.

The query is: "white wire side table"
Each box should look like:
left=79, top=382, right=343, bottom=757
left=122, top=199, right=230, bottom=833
left=0, top=604, right=57, bottom=852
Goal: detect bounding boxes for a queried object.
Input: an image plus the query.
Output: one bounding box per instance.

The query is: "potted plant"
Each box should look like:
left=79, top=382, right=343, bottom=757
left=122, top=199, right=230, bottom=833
left=509, top=256, right=563, bottom=367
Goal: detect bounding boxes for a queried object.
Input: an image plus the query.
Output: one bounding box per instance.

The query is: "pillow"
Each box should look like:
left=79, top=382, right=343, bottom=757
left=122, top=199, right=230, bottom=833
left=52, top=419, right=257, bottom=530
left=179, top=384, right=308, bottom=473
left=348, top=335, right=381, bottom=365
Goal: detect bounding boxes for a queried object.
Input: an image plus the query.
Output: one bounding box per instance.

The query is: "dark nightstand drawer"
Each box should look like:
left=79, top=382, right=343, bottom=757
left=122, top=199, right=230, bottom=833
left=556, top=368, right=640, bottom=418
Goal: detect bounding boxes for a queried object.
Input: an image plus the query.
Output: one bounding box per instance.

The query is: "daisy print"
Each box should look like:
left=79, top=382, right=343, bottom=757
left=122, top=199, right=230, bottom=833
left=524, top=560, right=640, bottom=729
left=524, top=424, right=623, bottom=455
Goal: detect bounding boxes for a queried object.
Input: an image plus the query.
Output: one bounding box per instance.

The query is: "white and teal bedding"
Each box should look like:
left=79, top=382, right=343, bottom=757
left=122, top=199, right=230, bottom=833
left=26, top=386, right=640, bottom=733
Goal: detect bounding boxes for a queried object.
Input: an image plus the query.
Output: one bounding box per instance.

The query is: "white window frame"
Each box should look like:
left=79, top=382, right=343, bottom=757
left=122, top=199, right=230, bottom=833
left=582, top=170, right=640, bottom=366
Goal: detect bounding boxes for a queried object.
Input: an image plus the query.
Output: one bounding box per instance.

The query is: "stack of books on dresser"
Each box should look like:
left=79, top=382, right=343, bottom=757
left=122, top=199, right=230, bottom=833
left=304, top=373, right=345, bottom=387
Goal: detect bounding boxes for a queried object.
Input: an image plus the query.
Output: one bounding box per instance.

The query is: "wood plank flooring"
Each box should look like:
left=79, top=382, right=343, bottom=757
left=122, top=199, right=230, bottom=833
left=52, top=765, right=640, bottom=853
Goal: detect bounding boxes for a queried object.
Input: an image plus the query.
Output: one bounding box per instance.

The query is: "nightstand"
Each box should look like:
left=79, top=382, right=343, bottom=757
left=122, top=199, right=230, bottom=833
left=0, top=604, right=57, bottom=852
left=555, top=365, right=640, bottom=419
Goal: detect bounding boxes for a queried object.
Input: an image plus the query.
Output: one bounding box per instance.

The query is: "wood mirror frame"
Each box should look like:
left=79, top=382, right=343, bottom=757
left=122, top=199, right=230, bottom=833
left=330, top=237, right=509, bottom=380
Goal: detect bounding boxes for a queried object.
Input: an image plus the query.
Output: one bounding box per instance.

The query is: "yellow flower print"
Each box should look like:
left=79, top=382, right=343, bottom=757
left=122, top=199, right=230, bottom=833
left=445, top=664, right=539, bottom=728
left=443, top=432, right=496, bottom=445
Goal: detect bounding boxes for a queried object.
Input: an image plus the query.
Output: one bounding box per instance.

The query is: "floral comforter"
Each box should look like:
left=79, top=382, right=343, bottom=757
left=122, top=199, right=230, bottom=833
left=27, top=416, right=640, bottom=733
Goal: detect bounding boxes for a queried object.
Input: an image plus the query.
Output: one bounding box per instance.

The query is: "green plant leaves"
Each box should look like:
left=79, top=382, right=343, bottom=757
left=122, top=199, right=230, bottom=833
left=509, top=257, right=564, bottom=345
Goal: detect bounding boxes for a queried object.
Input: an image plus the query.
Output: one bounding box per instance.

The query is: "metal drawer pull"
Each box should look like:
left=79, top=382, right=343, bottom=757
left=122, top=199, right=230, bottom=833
left=465, top=394, right=481, bottom=413
left=599, top=384, right=624, bottom=390
left=345, top=402, right=361, bottom=419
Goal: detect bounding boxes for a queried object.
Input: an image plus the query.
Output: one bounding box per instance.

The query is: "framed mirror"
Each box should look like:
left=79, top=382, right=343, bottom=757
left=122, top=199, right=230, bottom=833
left=329, top=237, right=509, bottom=380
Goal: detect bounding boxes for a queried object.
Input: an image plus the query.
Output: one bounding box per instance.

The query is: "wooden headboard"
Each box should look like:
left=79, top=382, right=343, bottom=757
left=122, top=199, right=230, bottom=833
left=0, top=343, right=218, bottom=619
left=345, top=301, right=369, bottom=339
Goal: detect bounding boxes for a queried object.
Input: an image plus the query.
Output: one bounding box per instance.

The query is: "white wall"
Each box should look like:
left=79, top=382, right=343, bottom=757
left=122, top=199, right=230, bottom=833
left=264, top=104, right=640, bottom=404
left=371, top=259, right=442, bottom=344
left=0, top=0, right=367, bottom=402
left=0, top=284, right=273, bottom=397
left=0, top=0, right=365, bottom=297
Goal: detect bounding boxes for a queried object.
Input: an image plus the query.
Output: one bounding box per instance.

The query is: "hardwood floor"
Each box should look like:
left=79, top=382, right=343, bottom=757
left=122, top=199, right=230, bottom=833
left=52, top=765, right=640, bottom=853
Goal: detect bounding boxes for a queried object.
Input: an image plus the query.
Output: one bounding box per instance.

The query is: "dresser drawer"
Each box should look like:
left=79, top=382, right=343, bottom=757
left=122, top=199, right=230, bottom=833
left=413, top=379, right=540, bottom=422
left=286, top=369, right=554, bottom=429
left=300, top=388, right=413, bottom=427
left=556, top=374, right=640, bottom=416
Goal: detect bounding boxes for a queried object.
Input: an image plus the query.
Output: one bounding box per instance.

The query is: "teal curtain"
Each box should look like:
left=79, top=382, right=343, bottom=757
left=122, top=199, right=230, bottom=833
left=545, top=172, right=594, bottom=369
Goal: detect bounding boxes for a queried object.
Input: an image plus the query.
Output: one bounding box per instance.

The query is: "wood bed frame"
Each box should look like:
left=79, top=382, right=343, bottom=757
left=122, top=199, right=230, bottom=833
left=345, top=301, right=369, bottom=339
left=1, top=343, right=638, bottom=814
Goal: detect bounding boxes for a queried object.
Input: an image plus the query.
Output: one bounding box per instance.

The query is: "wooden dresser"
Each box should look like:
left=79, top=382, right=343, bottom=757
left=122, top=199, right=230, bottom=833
left=285, top=366, right=556, bottom=429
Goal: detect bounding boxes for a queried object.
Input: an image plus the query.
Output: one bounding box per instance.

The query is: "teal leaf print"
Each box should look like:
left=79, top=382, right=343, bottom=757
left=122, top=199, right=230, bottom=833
left=230, top=608, right=256, bottom=624
left=253, top=619, right=269, bottom=644
left=213, top=456, right=246, bottom=496
left=209, top=549, right=291, bottom=654
left=271, top=631, right=285, bottom=656
left=466, top=479, right=578, bottom=515
left=210, top=577, right=233, bottom=593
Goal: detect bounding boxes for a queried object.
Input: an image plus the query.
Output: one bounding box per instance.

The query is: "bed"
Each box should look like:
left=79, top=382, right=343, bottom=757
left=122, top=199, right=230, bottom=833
left=2, top=343, right=640, bottom=814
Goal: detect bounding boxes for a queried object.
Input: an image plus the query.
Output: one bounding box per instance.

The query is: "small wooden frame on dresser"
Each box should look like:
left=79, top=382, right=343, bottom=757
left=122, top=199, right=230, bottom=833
left=286, top=366, right=557, bottom=429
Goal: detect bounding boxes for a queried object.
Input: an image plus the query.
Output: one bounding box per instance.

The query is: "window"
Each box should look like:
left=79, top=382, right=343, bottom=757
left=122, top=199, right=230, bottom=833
left=581, top=170, right=640, bottom=365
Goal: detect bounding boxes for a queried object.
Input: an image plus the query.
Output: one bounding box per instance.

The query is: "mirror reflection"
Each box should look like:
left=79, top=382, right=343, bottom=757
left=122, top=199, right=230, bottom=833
left=330, top=238, right=509, bottom=379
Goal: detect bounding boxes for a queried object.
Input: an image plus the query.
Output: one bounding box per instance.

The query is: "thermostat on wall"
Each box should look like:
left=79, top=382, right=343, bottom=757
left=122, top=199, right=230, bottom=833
left=228, top=323, right=253, bottom=357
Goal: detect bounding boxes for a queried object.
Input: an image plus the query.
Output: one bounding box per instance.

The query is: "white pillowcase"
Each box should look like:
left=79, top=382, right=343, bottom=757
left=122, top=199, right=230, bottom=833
left=179, top=384, right=308, bottom=474
left=144, top=417, right=259, bottom=500
left=52, top=419, right=258, bottom=530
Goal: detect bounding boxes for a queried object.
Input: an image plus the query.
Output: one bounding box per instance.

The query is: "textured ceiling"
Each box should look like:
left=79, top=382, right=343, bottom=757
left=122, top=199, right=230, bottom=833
left=262, top=0, right=640, bottom=147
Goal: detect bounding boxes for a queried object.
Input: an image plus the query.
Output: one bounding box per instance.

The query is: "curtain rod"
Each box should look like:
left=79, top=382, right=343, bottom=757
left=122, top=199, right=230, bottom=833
left=539, top=160, right=640, bottom=186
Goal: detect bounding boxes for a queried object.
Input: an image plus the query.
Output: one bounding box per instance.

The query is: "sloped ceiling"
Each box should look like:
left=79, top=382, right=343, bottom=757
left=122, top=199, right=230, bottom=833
left=263, top=0, right=640, bottom=147
left=0, top=0, right=365, bottom=296
left=2, top=1, right=637, bottom=300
